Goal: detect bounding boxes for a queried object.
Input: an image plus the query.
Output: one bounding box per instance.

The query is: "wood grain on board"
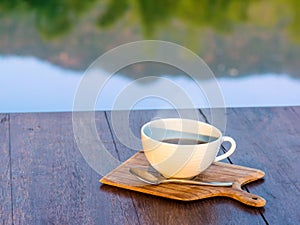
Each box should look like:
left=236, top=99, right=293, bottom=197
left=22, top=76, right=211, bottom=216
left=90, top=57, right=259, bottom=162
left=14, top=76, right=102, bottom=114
left=100, top=151, right=266, bottom=207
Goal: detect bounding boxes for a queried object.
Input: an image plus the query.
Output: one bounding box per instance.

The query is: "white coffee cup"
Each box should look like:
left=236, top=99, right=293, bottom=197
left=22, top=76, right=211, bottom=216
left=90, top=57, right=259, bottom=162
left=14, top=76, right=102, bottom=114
left=141, top=118, right=236, bottom=178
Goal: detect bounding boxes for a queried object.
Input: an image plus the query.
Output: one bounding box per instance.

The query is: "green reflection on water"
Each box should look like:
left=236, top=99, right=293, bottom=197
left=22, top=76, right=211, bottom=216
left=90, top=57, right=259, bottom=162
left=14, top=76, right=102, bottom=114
left=0, top=0, right=96, bottom=38
left=0, top=0, right=256, bottom=38
left=1, top=0, right=300, bottom=78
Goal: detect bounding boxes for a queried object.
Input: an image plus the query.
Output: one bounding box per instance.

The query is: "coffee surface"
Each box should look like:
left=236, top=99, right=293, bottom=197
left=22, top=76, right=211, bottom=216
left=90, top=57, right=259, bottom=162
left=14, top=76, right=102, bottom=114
left=161, top=138, right=207, bottom=145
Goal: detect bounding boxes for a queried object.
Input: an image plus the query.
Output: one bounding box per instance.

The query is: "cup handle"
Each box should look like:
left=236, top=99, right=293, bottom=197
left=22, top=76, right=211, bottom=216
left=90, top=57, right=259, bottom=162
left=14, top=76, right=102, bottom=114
left=214, top=136, right=236, bottom=162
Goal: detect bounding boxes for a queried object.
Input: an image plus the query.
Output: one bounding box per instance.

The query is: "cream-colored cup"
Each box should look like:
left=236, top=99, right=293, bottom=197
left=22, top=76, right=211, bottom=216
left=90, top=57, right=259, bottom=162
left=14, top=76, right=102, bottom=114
left=141, top=118, right=236, bottom=178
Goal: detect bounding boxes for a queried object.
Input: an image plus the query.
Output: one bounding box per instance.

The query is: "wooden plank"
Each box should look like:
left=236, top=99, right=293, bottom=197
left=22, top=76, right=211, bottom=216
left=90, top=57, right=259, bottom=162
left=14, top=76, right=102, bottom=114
left=104, top=109, right=266, bottom=225
left=204, top=106, right=300, bottom=224
left=9, top=112, right=139, bottom=224
left=0, top=114, right=12, bottom=224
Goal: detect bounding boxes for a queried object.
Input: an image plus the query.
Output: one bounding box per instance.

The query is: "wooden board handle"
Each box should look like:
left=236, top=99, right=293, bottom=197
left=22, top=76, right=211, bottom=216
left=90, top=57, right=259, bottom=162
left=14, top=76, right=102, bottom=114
left=229, top=187, right=266, bottom=207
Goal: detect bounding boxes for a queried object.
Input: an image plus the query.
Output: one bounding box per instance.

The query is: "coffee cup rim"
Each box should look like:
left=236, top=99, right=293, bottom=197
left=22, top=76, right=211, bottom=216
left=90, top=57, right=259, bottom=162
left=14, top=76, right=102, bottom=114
left=141, top=118, right=221, bottom=146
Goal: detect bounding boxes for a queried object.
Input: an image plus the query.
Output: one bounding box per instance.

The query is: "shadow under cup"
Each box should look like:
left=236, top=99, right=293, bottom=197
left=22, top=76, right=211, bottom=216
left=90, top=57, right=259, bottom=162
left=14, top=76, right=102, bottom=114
left=141, top=118, right=236, bottom=178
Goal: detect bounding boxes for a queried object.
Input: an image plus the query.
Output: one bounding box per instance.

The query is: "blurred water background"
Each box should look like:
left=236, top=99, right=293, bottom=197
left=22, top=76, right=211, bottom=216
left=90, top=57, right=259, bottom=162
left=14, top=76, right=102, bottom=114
left=1, top=0, right=300, bottom=112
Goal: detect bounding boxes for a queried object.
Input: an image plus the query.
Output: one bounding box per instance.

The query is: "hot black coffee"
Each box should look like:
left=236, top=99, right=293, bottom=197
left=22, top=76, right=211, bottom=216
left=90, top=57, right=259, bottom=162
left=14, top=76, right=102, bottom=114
left=161, top=138, right=207, bottom=145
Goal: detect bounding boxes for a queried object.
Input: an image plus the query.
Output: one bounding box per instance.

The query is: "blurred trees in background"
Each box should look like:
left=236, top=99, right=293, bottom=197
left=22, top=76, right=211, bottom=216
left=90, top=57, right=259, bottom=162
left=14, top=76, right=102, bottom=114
left=1, top=0, right=300, bottom=77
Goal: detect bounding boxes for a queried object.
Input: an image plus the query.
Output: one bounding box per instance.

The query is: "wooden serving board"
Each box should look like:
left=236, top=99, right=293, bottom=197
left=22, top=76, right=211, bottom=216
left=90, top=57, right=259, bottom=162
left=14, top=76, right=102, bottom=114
left=100, top=151, right=266, bottom=207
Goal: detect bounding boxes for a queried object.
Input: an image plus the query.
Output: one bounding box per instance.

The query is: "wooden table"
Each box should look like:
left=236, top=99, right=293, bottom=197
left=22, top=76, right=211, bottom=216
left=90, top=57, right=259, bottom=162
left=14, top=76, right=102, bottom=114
left=0, top=106, right=299, bottom=224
